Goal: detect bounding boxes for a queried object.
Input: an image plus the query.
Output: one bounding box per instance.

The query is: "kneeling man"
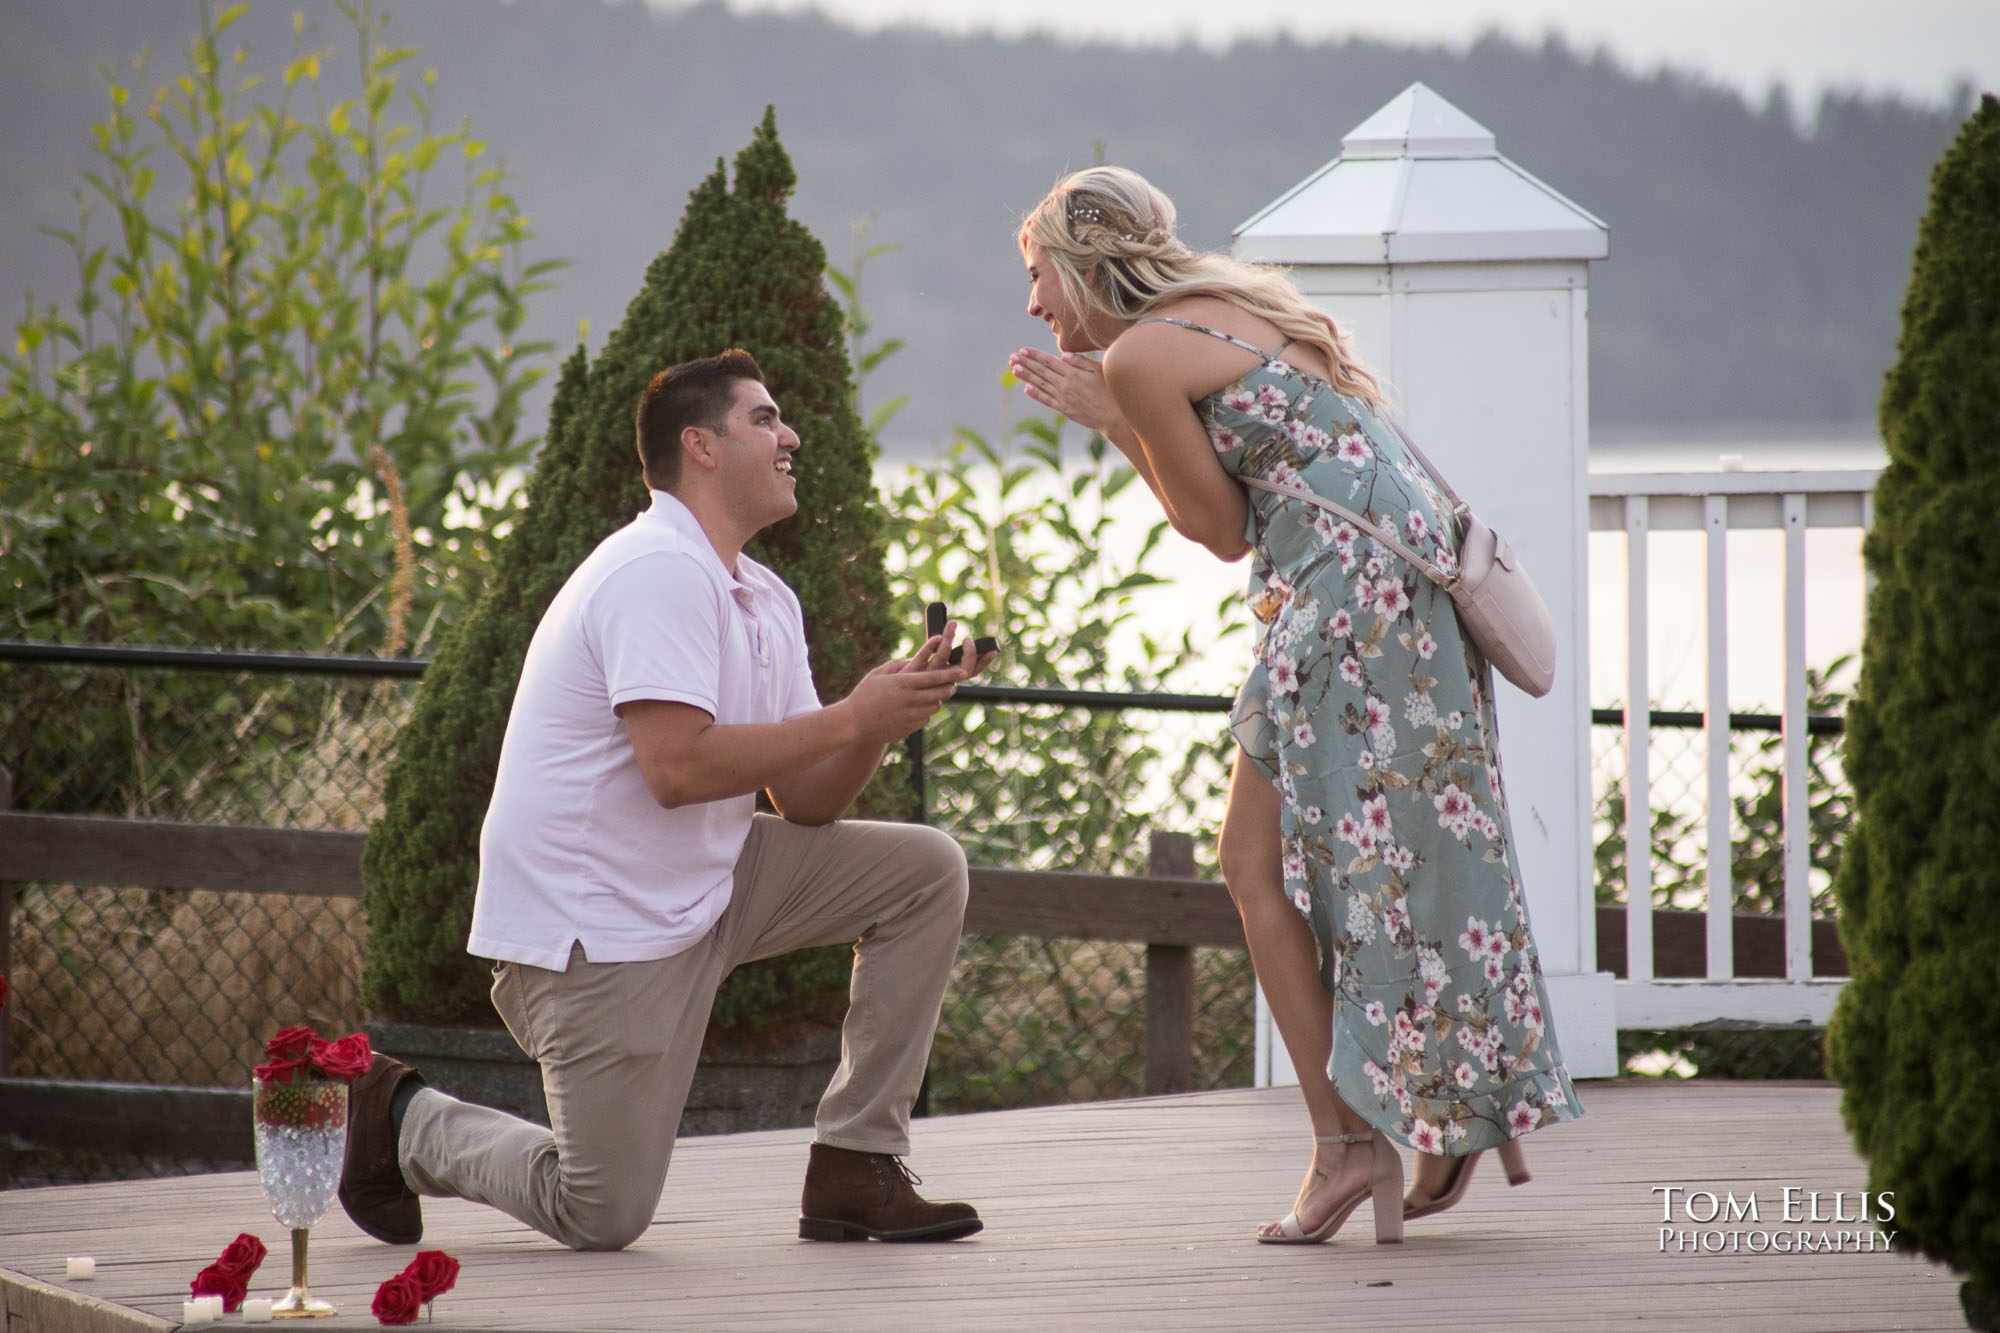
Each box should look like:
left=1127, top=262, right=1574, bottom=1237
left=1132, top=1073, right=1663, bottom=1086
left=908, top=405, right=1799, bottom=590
left=341, top=350, right=991, bottom=1251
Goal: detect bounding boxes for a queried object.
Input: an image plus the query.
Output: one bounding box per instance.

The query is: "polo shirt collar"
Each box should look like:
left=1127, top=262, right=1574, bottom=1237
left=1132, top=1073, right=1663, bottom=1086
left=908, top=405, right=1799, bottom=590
left=643, top=489, right=744, bottom=591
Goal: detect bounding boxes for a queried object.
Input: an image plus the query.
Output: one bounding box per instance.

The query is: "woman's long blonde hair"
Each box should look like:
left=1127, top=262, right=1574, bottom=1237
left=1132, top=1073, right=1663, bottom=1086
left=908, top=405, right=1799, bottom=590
left=1019, top=165, right=1386, bottom=406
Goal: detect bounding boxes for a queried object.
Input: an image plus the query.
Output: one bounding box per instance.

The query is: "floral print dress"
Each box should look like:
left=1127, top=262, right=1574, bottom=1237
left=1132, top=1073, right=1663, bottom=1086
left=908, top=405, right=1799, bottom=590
left=1145, top=317, right=1581, bottom=1155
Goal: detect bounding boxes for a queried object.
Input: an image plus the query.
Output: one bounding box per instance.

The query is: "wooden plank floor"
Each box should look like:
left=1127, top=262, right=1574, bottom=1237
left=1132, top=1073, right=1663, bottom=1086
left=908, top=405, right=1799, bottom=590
left=0, top=1081, right=1967, bottom=1332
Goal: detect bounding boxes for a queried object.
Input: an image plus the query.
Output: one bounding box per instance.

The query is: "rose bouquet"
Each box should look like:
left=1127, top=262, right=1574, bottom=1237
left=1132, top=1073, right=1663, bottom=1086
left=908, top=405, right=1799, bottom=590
left=253, top=1025, right=372, bottom=1130
left=251, top=1023, right=373, bottom=1317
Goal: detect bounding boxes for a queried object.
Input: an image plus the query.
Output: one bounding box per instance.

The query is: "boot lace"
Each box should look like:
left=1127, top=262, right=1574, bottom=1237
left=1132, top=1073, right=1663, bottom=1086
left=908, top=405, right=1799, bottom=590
left=873, top=1154, right=922, bottom=1192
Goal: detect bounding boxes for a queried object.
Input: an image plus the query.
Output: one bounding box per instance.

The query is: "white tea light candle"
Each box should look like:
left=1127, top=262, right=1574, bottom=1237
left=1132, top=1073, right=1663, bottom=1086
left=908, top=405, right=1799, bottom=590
left=181, top=1298, right=213, bottom=1326
left=242, top=1297, right=275, bottom=1322
left=65, top=1256, right=95, bottom=1279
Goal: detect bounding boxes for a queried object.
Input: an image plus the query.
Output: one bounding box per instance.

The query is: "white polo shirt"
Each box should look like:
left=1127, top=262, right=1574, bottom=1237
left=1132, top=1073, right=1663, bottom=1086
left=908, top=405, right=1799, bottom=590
left=467, top=491, right=819, bottom=970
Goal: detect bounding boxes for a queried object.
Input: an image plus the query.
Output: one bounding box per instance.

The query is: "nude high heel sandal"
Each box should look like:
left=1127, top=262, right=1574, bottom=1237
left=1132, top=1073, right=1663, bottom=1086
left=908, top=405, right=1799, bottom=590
left=1256, top=1129, right=1405, bottom=1245
left=1401, top=1138, right=1530, bottom=1220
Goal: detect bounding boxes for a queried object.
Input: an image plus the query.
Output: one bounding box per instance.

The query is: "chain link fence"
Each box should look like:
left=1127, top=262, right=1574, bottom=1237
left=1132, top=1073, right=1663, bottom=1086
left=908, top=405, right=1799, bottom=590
left=1, top=653, right=404, bottom=1089
left=0, top=644, right=1850, bottom=1186
left=912, top=694, right=1248, bottom=1112
left=0, top=651, right=403, bottom=1186
left=1588, top=702, right=1852, bottom=1080
left=1589, top=706, right=1850, bottom=919
left=930, top=939, right=1256, bottom=1112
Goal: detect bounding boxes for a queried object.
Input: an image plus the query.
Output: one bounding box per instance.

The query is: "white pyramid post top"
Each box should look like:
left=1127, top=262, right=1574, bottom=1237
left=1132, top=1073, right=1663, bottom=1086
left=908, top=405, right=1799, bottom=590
left=1234, top=82, right=1608, bottom=266
left=1339, top=83, right=1498, bottom=159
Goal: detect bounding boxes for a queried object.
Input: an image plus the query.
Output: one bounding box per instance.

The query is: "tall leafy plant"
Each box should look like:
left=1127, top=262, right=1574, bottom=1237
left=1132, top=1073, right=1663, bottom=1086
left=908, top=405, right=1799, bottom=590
left=0, top=0, right=555, bottom=823
left=1, top=0, right=555, bottom=653
left=884, top=409, right=1223, bottom=873
left=1729, top=658, right=1855, bottom=917
left=832, top=232, right=1237, bottom=873
left=880, top=391, right=1248, bottom=1111
left=829, top=236, right=1251, bottom=1108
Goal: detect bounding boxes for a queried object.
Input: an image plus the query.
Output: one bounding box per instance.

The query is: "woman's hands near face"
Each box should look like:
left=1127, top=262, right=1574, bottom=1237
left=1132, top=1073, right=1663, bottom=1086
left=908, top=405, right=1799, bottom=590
left=1008, top=347, right=1127, bottom=438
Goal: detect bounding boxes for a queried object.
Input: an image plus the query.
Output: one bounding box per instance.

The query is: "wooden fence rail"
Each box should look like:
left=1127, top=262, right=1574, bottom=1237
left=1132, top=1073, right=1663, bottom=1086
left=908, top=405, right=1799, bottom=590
left=0, top=811, right=1845, bottom=1165
left=0, top=812, right=1232, bottom=1163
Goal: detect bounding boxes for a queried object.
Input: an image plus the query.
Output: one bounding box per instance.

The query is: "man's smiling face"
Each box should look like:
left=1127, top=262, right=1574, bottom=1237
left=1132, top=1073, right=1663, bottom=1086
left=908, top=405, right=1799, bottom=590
left=713, top=378, right=801, bottom=532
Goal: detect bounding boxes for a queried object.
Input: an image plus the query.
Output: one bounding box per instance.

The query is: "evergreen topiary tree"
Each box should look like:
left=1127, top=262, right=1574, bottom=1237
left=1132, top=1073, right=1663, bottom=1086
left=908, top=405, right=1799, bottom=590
left=1826, top=93, right=2000, bottom=1329
left=361, top=108, right=899, bottom=1030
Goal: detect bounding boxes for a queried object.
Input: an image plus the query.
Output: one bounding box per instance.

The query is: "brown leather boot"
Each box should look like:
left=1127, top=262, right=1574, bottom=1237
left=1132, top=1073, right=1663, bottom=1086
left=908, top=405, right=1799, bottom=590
left=337, top=1054, right=424, bottom=1244
left=798, top=1142, right=982, bottom=1242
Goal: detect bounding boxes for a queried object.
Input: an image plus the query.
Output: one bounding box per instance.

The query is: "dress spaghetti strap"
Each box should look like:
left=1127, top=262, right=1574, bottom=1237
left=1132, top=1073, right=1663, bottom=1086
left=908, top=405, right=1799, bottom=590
left=1135, top=316, right=1283, bottom=362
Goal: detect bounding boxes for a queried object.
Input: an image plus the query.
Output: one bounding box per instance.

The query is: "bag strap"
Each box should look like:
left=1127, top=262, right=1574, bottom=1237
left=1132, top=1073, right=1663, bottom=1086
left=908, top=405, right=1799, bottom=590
left=1384, top=417, right=1467, bottom=517
left=1238, top=414, right=1472, bottom=590
left=1239, top=475, right=1458, bottom=592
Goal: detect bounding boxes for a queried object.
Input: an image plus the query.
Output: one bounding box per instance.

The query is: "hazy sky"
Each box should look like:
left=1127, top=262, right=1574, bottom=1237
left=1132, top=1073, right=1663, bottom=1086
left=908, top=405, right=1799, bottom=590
left=679, top=0, right=1995, bottom=110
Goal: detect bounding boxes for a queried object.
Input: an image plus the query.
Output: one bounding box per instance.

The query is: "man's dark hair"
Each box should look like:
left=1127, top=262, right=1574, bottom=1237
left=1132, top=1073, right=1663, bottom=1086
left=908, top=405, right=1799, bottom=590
left=634, top=348, right=765, bottom=490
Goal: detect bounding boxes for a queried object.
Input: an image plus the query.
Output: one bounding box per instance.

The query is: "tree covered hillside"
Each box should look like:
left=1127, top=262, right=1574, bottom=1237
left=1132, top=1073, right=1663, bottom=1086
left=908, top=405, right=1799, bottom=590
left=1, top=0, right=1972, bottom=449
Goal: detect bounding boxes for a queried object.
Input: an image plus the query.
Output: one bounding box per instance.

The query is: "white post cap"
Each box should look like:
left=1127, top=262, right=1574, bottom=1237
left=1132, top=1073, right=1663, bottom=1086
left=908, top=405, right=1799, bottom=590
left=1235, top=82, right=1609, bottom=266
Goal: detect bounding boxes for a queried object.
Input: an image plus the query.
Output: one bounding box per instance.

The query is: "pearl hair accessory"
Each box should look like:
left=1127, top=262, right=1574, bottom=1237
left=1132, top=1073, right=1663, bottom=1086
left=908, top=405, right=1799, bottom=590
left=1067, top=201, right=1139, bottom=243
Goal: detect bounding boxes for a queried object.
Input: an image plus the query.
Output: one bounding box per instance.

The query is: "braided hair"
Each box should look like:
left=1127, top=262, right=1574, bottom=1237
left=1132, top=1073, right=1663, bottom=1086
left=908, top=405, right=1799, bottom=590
left=1019, top=166, right=1386, bottom=407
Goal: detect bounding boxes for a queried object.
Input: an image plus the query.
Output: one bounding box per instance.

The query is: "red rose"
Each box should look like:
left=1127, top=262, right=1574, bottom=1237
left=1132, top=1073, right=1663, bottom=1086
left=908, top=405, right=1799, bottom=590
left=190, top=1232, right=264, bottom=1310
left=264, top=1024, right=317, bottom=1060
left=215, top=1232, right=267, bottom=1280
left=311, top=1031, right=374, bottom=1082
left=253, top=1055, right=309, bottom=1086
left=406, top=1250, right=460, bottom=1302
left=190, top=1264, right=249, bottom=1312
left=371, top=1271, right=424, bottom=1326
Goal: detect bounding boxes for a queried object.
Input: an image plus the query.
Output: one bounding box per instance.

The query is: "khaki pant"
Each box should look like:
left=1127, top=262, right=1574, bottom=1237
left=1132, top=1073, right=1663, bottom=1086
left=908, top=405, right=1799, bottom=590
left=398, top=814, right=969, bottom=1251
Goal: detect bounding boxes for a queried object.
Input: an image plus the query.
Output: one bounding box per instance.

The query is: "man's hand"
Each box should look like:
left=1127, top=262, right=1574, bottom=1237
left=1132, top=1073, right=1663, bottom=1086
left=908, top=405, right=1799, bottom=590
left=912, top=618, right=999, bottom=682
left=624, top=623, right=1002, bottom=822
left=766, top=622, right=985, bottom=824
left=838, top=621, right=998, bottom=735
left=835, top=652, right=966, bottom=745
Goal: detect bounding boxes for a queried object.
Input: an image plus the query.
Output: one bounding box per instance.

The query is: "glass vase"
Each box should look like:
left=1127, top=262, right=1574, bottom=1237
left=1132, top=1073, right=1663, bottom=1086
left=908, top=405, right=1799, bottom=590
left=252, top=1078, right=348, bottom=1318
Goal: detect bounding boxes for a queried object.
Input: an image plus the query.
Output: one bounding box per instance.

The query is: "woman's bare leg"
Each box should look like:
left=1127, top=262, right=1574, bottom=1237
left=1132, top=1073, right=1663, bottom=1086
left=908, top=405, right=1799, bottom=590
left=1217, top=747, right=1382, bottom=1233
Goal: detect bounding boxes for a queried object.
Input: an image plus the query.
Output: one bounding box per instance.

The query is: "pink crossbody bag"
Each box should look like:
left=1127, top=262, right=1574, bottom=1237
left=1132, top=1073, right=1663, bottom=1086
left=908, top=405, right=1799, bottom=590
left=1239, top=426, right=1557, bottom=698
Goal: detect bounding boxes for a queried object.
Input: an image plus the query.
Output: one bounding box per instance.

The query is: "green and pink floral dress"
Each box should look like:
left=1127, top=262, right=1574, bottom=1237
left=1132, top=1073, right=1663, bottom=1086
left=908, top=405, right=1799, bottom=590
left=1150, top=317, right=1582, bottom=1155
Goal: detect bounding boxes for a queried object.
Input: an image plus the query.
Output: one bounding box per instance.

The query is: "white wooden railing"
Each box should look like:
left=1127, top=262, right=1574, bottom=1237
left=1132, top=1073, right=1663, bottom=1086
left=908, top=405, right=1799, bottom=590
left=1589, top=468, right=1878, bottom=1030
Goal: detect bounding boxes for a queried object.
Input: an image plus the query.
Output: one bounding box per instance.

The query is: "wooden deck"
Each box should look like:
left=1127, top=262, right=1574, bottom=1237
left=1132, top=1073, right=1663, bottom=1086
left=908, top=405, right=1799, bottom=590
left=0, top=1081, right=1966, bottom=1332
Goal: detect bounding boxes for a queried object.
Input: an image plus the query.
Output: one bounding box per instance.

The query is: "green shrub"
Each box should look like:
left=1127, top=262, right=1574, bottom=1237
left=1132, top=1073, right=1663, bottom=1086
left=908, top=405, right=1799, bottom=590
left=1616, top=1026, right=1826, bottom=1081
left=1827, top=93, right=2000, bottom=1326
left=0, top=0, right=553, bottom=825
left=361, top=109, right=896, bottom=1031
left=0, top=0, right=553, bottom=655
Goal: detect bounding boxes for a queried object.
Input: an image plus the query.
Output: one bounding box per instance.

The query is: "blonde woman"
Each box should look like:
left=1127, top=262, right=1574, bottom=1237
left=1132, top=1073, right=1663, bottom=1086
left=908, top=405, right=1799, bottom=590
left=1010, top=166, right=1580, bottom=1246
